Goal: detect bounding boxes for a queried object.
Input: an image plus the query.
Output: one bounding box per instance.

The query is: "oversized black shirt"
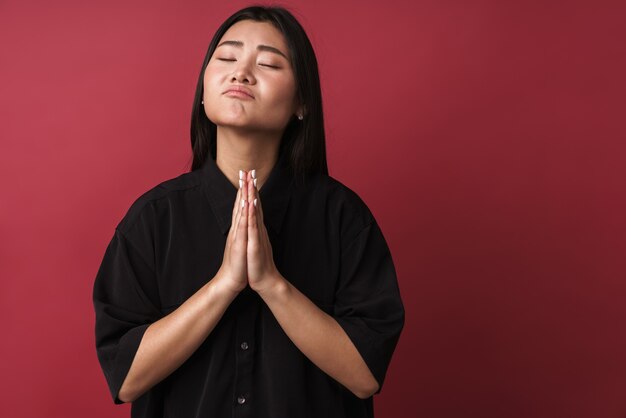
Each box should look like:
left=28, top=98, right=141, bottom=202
left=93, top=151, right=405, bottom=418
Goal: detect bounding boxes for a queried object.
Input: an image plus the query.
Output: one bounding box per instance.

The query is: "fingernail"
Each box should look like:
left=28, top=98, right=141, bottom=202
left=239, top=170, right=244, bottom=180
left=251, top=169, right=256, bottom=179
left=253, top=178, right=257, bottom=188
left=239, top=179, right=243, bottom=189
left=253, top=198, right=257, bottom=207
left=241, top=199, right=245, bottom=208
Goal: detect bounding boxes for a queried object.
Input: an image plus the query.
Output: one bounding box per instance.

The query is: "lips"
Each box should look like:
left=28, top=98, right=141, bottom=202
left=223, top=86, right=255, bottom=99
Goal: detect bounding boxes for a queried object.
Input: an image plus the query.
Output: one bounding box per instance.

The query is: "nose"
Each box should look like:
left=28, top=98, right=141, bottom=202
left=231, top=58, right=256, bottom=84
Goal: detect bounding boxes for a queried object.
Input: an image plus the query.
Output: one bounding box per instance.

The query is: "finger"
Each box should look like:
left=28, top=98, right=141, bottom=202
left=247, top=170, right=255, bottom=207
left=256, top=184, right=264, bottom=226
left=260, top=213, right=271, bottom=254
left=248, top=174, right=259, bottom=247
left=249, top=169, right=264, bottom=225
left=247, top=170, right=259, bottom=223
left=235, top=194, right=248, bottom=244
left=235, top=170, right=247, bottom=220
left=247, top=170, right=257, bottom=221
left=250, top=177, right=271, bottom=256
left=251, top=169, right=257, bottom=191
left=233, top=177, right=246, bottom=241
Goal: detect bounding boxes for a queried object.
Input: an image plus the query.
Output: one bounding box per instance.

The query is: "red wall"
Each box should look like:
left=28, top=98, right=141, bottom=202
left=1, top=1, right=625, bottom=417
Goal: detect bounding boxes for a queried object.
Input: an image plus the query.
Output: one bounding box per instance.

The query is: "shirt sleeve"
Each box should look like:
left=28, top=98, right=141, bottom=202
left=92, top=226, right=162, bottom=404
left=333, top=219, right=405, bottom=395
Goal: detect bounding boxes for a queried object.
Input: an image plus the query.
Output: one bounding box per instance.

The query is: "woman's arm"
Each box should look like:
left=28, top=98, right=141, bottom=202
left=117, top=274, right=239, bottom=402
left=243, top=172, right=379, bottom=399
left=256, top=276, right=380, bottom=399
left=118, top=183, right=250, bottom=403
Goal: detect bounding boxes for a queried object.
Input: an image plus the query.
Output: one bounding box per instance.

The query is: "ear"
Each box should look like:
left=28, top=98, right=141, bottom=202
left=295, top=103, right=306, bottom=118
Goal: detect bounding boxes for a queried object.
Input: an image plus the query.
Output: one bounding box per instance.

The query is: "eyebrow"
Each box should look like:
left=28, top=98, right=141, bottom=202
left=216, top=40, right=289, bottom=60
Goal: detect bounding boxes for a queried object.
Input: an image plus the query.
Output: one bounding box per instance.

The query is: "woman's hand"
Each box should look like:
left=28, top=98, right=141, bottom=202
left=245, top=170, right=283, bottom=294
left=214, top=171, right=249, bottom=295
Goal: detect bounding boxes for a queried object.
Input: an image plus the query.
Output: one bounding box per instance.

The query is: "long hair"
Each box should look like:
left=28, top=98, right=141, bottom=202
left=189, top=5, right=328, bottom=180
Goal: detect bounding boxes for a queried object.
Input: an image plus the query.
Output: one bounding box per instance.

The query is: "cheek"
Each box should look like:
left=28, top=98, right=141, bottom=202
left=203, top=70, right=215, bottom=93
left=201, top=70, right=222, bottom=120
left=264, top=78, right=297, bottom=109
left=203, top=64, right=224, bottom=91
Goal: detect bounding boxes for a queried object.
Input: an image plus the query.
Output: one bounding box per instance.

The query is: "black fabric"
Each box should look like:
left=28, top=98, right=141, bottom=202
left=93, top=151, right=405, bottom=418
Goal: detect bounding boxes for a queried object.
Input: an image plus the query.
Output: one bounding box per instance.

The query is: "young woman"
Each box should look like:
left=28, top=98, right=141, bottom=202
left=93, top=6, right=404, bottom=418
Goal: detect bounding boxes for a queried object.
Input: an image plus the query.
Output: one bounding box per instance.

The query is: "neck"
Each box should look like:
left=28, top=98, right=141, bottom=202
left=215, top=126, right=282, bottom=191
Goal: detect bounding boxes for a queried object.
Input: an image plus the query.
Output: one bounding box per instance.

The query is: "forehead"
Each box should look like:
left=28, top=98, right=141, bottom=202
left=218, top=20, right=288, bottom=54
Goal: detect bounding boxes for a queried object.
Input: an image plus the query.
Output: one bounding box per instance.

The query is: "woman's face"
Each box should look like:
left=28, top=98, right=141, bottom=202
left=203, top=20, right=300, bottom=134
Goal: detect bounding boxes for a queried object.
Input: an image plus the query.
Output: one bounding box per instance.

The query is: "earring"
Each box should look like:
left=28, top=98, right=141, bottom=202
left=201, top=100, right=204, bottom=104
left=297, top=113, right=303, bottom=120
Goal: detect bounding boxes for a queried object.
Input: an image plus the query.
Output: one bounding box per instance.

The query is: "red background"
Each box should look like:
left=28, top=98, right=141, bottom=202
left=1, top=1, right=625, bottom=417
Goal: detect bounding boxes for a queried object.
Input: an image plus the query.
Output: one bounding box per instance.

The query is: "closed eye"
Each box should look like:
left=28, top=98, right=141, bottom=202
left=216, top=58, right=280, bottom=69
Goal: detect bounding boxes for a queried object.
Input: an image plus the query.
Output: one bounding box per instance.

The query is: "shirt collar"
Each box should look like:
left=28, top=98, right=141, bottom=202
left=200, top=151, right=293, bottom=236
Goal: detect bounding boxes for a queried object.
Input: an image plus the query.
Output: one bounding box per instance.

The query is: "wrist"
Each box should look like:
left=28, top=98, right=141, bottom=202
left=254, top=271, right=288, bottom=301
left=212, top=270, right=245, bottom=300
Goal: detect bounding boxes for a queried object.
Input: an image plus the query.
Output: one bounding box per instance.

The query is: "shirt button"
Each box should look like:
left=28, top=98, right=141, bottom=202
left=237, top=396, right=246, bottom=404
left=240, top=342, right=249, bottom=350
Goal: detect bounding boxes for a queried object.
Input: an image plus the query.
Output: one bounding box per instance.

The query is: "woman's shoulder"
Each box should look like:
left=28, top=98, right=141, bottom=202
left=116, top=168, right=204, bottom=234
left=319, top=173, right=369, bottom=206
left=304, top=173, right=376, bottom=232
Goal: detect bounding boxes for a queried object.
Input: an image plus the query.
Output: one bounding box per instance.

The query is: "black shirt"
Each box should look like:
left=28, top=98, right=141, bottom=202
left=93, top=151, right=405, bottom=418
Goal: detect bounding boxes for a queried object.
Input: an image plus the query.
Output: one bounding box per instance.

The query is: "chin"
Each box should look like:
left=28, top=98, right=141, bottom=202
left=212, top=116, right=257, bottom=129
left=211, top=115, right=286, bottom=133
